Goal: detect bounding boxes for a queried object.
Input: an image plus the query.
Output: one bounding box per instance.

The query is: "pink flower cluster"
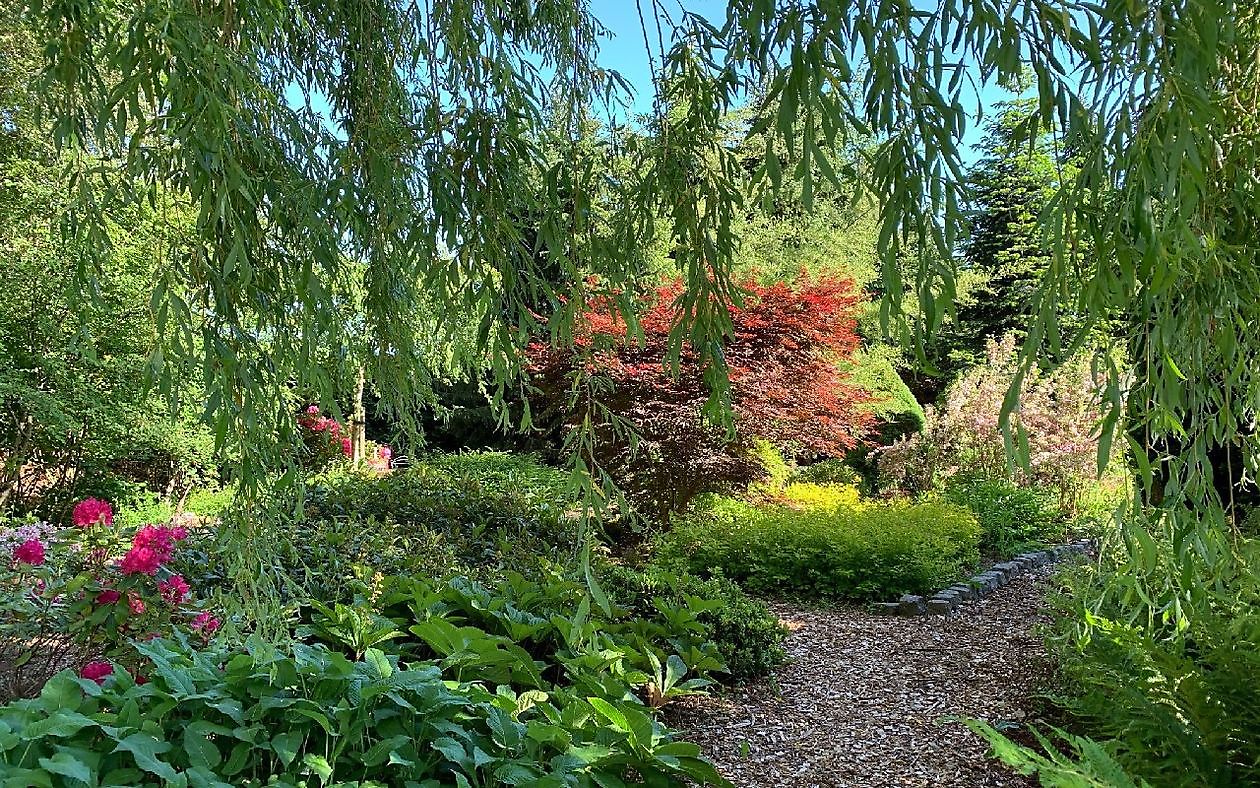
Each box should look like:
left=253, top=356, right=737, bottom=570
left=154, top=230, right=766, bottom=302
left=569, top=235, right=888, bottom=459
left=300, top=405, right=354, bottom=457
left=119, top=524, right=188, bottom=576
left=158, top=575, right=191, bottom=605
left=192, top=610, right=221, bottom=635
left=12, top=538, right=45, bottom=566
left=72, top=498, right=114, bottom=527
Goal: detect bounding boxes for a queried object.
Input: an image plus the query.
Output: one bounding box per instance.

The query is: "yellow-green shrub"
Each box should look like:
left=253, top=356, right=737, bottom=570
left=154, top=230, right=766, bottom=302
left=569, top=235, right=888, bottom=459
left=778, top=482, right=864, bottom=510
left=658, top=497, right=981, bottom=599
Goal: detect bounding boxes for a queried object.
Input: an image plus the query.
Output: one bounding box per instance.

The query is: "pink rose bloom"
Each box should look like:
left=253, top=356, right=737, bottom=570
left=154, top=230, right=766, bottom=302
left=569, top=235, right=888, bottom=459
left=13, top=539, right=45, bottom=566
left=80, top=661, right=113, bottom=684
left=127, top=592, right=146, bottom=615
left=158, top=575, right=191, bottom=605
left=95, top=589, right=121, bottom=604
left=72, top=498, right=114, bottom=527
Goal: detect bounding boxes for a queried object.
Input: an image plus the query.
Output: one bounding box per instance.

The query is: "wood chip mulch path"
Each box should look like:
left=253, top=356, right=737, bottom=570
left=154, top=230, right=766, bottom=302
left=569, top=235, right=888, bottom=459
left=670, top=566, right=1059, bottom=787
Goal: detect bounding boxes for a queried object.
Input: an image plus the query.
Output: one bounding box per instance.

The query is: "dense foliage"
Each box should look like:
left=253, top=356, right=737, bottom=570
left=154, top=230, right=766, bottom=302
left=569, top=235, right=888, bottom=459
left=0, top=633, right=726, bottom=786
left=658, top=491, right=980, bottom=599
left=943, top=476, right=1063, bottom=556
left=528, top=278, right=872, bottom=519
left=600, top=565, right=788, bottom=682
left=976, top=536, right=1260, bottom=787
left=0, top=463, right=787, bottom=785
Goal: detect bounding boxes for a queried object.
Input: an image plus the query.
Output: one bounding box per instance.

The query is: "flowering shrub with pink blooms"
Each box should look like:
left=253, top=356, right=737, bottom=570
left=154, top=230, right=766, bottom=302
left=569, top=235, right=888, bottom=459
left=297, top=405, right=393, bottom=472
left=878, top=335, right=1114, bottom=514
left=0, top=500, right=221, bottom=700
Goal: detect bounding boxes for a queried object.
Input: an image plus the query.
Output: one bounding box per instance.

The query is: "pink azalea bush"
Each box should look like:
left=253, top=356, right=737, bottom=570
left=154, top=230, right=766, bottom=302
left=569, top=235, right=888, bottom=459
left=0, top=500, right=222, bottom=698
left=298, top=406, right=393, bottom=471
left=878, top=335, right=1111, bottom=513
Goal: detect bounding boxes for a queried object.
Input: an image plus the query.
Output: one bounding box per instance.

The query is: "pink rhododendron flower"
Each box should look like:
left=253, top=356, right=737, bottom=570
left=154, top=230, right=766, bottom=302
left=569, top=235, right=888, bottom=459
left=192, top=611, right=221, bottom=635
left=341, top=437, right=353, bottom=455
left=80, top=661, right=113, bottom=684
left=158, top=575, right=191, bottom=605
left=12, top=538, right=45, bottom=566
left=306, top=404, right=320, bottom=414
left=72, top=498, right=114, bottom=527
left=127, top=592, right=146, bottom=615
left=120, top=524, right=190, bottom=574
left=120, top=545, right=161, bottom=576
left=95, top=589, right=121, bottom=604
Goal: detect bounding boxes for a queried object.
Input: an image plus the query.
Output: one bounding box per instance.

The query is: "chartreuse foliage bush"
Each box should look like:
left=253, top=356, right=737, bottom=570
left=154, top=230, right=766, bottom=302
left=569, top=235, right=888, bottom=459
left=0, top=633, right=726, bottom=787
left=659, top=494, right=980, bottom=599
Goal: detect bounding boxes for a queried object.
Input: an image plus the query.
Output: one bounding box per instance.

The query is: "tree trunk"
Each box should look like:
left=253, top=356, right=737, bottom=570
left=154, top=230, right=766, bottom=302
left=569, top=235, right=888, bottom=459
left=351, top=366, right=366, bottom=466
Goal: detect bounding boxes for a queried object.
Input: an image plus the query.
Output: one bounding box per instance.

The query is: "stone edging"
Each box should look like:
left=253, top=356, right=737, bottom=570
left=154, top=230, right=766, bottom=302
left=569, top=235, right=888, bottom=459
left=870, top=540, right=1096, bottom=617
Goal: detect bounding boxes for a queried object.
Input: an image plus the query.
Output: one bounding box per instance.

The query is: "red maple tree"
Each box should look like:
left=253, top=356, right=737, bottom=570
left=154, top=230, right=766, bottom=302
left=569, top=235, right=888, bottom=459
left=527, top=276, right=873, bottom=520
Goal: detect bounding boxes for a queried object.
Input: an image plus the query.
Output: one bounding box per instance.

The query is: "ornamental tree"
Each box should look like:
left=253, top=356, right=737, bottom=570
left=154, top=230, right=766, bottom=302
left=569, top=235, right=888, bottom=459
left=527, top=277, right=873, bottom=521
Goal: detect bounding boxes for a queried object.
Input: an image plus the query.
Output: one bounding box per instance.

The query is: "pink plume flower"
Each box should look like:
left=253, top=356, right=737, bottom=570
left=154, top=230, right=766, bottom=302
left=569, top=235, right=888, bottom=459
left=12, top=538, right=45, bottom=566
left=72, top=498, right=113, bottom=528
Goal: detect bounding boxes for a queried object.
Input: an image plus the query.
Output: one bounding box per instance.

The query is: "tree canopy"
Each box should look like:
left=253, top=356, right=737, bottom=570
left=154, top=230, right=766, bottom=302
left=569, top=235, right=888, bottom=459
left=10, top=0, right=1260, bottom=597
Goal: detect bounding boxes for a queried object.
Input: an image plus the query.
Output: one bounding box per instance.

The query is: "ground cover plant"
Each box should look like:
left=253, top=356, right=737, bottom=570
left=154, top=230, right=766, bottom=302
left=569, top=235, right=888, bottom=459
left=0, top=635, right=727, bottom=786
left=0, top=482, right=763, bottom=785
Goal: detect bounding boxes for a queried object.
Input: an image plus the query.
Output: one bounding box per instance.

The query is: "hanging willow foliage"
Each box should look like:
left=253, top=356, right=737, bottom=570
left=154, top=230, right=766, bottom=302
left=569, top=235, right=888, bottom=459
left=16, top=0, right=1260, bottom=615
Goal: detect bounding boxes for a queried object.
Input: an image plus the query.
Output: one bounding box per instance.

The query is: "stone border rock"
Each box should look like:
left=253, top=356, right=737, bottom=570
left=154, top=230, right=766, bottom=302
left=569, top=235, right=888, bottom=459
left=870, top=539, right=1096, bottom=617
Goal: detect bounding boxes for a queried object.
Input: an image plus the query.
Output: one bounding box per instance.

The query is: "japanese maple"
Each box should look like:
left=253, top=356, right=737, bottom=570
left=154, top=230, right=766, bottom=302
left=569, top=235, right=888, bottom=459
left=528, top=276, right=873, bottom=519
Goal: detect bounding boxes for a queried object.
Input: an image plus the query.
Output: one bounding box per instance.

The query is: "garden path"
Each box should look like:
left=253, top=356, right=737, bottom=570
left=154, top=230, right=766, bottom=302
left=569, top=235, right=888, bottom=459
left=671, top=566, right=1056, bottom=787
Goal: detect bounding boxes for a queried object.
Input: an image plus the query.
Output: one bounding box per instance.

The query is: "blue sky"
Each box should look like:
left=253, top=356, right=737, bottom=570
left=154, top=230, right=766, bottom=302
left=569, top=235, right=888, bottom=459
left=585, top=0, right=1023, bottom=164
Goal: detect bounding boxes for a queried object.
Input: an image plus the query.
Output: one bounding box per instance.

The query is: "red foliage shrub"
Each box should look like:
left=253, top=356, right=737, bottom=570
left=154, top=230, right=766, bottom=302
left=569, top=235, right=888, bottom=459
left=527, top=277, right=873, bottom=519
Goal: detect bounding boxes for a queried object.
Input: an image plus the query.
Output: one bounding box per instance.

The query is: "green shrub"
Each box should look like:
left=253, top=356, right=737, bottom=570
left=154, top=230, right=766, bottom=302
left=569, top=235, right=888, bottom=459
left=115, top=486, right=235, bottom=530
left=790, top=457, right=863, bottom=487
left=0, top=634, right=726, bottom=786
left=943, top=475, right=1062, bottom=554
left=288, top=455, right=581, bottom=600
left=600, top=564, right=788, bottom=681
left=659, top=496, right=981, bottom=599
